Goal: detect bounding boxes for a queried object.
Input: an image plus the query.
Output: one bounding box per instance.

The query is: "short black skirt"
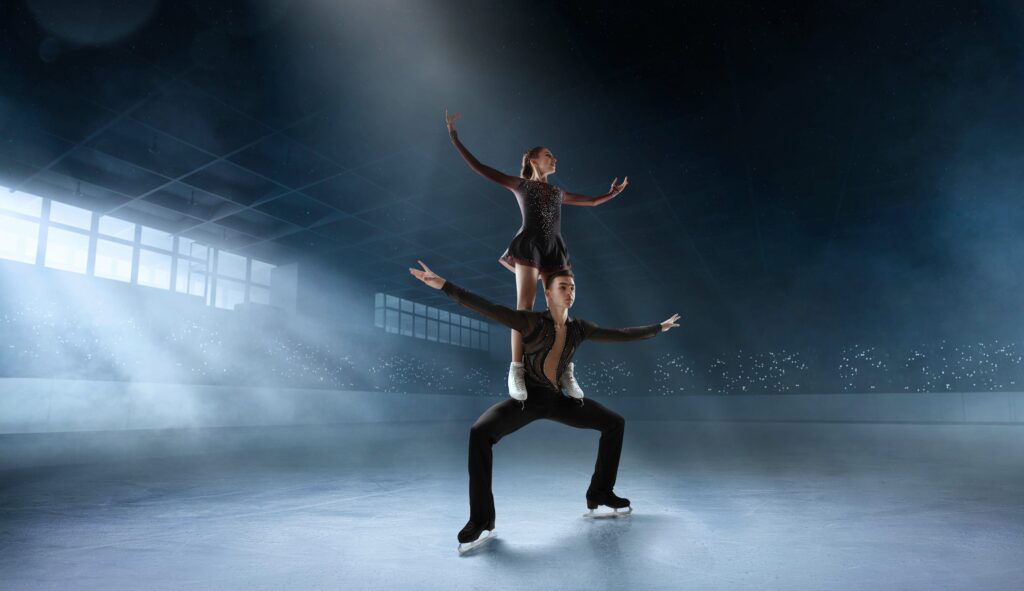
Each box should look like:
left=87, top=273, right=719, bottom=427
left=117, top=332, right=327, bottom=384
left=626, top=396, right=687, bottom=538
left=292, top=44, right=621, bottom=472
left=499, top=229, right=571, bottom=274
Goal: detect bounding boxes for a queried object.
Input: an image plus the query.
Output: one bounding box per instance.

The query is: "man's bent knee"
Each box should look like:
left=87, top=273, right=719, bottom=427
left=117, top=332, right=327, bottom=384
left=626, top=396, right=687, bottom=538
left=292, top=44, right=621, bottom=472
left=604, top=413, right=625, bottom=433
left=469, top=423, right=497, bottom=446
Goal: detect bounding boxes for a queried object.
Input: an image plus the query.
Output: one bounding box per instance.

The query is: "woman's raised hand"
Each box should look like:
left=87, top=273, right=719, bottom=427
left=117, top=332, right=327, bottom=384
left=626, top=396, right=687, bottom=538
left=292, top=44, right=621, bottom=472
left=660, top=313, right=681, bottom=333
left=409, top=260, right=446, bottom=290
left=610, top=176, right=629, bottom=195
left=444, top=109, right=461, bottom=137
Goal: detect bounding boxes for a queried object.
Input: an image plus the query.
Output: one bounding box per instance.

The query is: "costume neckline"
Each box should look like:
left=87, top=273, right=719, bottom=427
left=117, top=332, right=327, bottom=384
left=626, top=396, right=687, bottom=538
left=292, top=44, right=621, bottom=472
left=522, top=178, right=560, bottom=190
left=541, top=309, right=572, bottom=324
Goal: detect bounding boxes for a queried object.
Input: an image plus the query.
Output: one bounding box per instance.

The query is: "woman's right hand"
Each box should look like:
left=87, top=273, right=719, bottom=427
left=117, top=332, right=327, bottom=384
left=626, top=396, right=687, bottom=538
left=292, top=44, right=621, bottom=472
left=444, top=109, right=460, bottom=138
left=409, top=260, right=446, bottom=290
left=442, top=110, right=518, bottom=189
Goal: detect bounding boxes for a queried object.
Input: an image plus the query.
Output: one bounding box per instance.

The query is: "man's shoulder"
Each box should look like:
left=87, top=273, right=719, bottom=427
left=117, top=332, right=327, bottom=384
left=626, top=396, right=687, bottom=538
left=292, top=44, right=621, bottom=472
left=570, top=317, right=597, bottom=330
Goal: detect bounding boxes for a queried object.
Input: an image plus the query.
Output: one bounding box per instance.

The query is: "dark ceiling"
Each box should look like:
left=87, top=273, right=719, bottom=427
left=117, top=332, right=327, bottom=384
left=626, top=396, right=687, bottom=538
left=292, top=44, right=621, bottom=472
left=3, top=0, right=1024, bottom=346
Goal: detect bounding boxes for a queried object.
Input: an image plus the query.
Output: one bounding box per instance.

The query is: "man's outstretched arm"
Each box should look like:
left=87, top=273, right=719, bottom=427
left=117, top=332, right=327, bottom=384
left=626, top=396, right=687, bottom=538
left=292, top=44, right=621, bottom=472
left=441, top=281, right=533, bottom=333
left=409, top=260, right=533, bottom=334
left=580, top=313, right=681, bottom=342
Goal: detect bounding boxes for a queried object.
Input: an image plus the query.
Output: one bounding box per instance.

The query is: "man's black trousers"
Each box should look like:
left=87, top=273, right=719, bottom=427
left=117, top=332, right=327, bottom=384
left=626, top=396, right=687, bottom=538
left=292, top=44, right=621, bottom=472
left=466, top=383, right=626, bottom=523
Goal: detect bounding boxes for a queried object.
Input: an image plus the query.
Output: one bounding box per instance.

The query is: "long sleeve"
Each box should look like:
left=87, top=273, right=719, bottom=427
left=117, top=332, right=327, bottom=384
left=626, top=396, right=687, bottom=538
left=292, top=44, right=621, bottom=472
left=579, top=318, right=660, bottom=342
left=442, top=281, right=534, bottom=334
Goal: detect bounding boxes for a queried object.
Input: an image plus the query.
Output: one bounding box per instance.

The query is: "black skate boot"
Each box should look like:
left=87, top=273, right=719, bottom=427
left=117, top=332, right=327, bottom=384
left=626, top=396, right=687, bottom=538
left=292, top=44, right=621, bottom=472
left=457, top=517, right=496, bottom=553
left=584, top=489, right=633, bottom=519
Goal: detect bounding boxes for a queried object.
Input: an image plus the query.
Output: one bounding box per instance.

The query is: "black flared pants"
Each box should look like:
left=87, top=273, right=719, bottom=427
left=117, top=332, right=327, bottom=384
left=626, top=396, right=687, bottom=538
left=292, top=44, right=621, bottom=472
left=467, top=383, right=626, bottom=522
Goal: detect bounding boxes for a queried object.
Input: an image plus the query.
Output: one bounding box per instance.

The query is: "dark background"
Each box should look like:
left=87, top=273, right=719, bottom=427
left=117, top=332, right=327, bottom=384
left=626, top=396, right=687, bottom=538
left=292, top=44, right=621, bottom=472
left=3, top=0, right=1024, bottom=394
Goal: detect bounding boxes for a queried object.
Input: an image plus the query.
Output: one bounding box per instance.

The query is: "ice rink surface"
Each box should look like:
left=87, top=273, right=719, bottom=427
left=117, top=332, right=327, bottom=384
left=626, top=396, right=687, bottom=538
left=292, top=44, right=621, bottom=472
left=3, top=420, right=1023, bottom=590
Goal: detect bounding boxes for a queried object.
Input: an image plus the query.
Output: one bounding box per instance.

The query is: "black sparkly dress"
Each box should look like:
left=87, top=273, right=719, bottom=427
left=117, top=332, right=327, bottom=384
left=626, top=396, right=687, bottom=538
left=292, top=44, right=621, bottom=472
left=499, top=178, right=571, bottom=274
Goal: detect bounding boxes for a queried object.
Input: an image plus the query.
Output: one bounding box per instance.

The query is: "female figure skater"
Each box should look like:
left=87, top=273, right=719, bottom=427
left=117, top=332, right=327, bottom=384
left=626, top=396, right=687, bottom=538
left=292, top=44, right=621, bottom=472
left=445, top=110, right=630, bottom=401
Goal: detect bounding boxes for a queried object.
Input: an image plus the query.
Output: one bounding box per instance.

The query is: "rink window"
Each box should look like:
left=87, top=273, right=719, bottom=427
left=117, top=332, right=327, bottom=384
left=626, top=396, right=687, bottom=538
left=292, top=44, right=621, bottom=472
left=0, top=191, right=42, bottom=265
left=375, top=292, right=489, bottom=351
left=0, top=186, right=279, bottom=311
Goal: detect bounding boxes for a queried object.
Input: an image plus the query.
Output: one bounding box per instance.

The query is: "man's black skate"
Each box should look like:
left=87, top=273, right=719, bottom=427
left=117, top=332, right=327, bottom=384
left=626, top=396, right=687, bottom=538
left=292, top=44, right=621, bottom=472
left=457, top=518, right=496, bottom=553
left=584, top=489, right=633, bottom=519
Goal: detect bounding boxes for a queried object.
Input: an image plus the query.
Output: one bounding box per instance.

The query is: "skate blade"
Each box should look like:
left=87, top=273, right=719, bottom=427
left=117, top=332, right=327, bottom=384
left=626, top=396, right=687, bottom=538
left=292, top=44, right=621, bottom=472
left=583, top=507, right=633, bottom=519
left=457, top=530, right=496, bottom=554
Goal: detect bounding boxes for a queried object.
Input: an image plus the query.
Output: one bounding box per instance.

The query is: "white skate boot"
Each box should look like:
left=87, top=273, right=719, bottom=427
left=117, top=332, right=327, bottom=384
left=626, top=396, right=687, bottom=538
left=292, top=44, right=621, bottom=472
left=507, top=361, right=527, bottom=401
left=560, top=362, right=585, bottom=400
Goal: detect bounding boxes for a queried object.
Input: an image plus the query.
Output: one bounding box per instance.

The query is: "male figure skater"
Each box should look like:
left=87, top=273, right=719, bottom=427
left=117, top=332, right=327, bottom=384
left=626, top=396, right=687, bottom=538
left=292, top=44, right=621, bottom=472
left=409, top=260, right=680, bottom=552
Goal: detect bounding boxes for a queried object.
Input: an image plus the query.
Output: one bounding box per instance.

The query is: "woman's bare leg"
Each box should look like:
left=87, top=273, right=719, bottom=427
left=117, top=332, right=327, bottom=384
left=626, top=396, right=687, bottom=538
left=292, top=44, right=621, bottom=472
left=511, top=264, right=541, bottom=362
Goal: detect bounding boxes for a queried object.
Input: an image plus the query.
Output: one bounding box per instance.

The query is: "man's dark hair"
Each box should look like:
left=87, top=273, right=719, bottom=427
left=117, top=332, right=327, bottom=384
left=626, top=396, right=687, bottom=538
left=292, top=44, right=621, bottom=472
left=544, top=269, right=574, bottom=290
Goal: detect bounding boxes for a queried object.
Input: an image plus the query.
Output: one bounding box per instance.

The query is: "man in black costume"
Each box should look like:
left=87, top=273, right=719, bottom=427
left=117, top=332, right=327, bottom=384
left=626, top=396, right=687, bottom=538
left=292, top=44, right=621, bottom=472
left=409, top=260, right=680, bottom=550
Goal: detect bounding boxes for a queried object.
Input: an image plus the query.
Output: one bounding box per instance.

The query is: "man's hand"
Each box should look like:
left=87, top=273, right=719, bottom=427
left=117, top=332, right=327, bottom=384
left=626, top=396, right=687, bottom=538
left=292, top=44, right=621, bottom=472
left=409, top=260, right=446, bottom=290
left=660, top=313, right=681, bottom=333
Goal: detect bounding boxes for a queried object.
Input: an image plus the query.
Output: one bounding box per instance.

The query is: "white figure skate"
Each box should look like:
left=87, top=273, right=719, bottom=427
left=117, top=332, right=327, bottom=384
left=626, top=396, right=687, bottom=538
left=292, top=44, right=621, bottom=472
left=507, top=361, right=527, bottom=401
left=560, top=362, right=585, bottom=399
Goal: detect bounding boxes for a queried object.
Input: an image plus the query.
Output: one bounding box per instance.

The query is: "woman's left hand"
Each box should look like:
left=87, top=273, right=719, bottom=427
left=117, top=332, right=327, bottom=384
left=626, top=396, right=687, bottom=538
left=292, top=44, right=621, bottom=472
left=610, top=176, right=629, bottom=194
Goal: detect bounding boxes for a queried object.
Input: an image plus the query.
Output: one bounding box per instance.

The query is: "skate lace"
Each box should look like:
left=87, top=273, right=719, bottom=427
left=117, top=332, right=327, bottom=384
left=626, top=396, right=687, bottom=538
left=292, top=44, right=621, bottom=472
left=512, top=368, right=526, bottom=391
left=560, top=364, right=583, bottom=395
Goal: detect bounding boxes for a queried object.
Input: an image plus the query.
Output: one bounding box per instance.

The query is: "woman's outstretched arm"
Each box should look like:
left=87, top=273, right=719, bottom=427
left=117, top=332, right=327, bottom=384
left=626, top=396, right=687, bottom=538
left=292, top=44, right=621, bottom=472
left=445, top=110, right=521, bottom=190
left=563, top=176, right=629, bottom=207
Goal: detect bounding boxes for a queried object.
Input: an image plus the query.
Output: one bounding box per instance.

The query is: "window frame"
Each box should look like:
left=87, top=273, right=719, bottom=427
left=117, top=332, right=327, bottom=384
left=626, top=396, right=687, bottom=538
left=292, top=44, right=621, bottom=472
left=0, top=189, right=277, bottom=311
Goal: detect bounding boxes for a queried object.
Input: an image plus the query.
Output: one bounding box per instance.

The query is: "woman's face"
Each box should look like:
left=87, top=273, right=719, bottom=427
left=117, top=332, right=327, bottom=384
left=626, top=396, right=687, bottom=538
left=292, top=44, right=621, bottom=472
left=531, top=148, right=557, bottom=176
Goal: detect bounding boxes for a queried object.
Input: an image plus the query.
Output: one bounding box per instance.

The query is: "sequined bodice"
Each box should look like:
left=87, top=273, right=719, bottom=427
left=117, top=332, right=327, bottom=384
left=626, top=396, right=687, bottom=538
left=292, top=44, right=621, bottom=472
left=515, top=179, right=563, bottom=239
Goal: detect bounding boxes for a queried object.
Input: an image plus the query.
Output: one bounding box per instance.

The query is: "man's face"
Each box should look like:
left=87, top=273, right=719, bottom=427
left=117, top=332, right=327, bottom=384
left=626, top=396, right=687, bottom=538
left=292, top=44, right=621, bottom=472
left=545, top=277, right=576, bottom=309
